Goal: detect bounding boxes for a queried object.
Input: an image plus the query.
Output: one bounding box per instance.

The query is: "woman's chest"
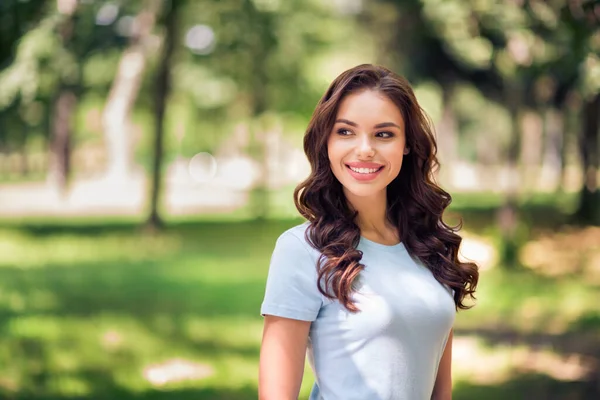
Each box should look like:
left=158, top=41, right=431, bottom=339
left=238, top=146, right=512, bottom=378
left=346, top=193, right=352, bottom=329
left=315, top=254, right=456, bottom=340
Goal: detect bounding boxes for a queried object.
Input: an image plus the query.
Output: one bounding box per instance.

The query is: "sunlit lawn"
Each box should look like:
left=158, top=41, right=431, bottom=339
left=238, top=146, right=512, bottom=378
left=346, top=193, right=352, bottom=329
left=0, top=219, right=304, bottom=399
left=0, top=201, right=598, bottom=399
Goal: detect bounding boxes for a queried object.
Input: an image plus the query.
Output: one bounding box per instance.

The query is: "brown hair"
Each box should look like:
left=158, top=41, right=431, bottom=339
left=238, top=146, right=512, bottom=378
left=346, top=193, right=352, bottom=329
left=293, top=64, right=478, bottom=311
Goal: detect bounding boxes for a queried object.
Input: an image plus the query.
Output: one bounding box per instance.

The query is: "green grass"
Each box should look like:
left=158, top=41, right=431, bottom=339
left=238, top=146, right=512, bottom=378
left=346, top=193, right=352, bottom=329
left=0, top=216, right=598, bottom=399
left=0, top=219, right=309, bottom=399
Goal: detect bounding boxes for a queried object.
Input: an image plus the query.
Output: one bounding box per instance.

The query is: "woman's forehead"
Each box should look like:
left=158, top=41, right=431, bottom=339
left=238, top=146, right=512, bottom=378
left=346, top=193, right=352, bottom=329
left=335, top=90, right=405, bottom=127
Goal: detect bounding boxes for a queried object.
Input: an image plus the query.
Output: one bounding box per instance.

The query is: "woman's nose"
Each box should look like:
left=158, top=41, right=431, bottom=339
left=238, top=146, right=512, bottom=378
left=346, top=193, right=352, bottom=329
left=356, top=135, right=375, bottom=158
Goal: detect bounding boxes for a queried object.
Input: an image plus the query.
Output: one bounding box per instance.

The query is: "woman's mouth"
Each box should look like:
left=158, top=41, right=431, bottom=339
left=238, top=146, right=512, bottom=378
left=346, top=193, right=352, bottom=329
left=345, top=163, right=384, bottom=181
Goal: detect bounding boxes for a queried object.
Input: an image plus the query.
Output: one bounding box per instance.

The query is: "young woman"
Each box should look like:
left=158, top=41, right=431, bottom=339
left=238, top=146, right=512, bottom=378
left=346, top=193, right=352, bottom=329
left=259, top=64, right=479, bottom=400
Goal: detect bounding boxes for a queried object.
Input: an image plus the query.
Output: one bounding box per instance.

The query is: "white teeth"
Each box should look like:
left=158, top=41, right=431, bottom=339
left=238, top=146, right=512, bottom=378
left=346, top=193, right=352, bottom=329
left=349, top=166, right=380, bottom=174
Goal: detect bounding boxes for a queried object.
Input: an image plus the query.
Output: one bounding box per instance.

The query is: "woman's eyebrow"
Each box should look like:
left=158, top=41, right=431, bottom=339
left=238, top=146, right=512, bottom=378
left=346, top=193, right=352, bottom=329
left=335, top=118, right=358, bottom=127
left=335, top=119, right=401, bottom=129
left=373, top=122, right=402, bottom=129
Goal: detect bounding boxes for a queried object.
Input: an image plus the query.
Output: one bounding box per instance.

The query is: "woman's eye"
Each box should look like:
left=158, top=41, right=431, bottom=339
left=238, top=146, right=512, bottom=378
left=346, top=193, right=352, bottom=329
left=376, top=131, right=394, bottom=138
left=337, top=129, right=352, bottom=136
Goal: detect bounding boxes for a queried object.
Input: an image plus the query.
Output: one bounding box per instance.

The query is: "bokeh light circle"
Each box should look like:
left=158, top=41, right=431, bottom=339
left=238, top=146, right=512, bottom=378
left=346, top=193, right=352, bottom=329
left=188, top=152, right=217, bottom=183
left=185, top=25, right=216, bottom=55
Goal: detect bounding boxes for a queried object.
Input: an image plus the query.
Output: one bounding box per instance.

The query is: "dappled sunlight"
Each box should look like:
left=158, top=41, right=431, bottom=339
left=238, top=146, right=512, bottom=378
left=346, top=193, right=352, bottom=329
left=515, top=293, right=597, bottom=334
left=513, top=349, right=597, bottom=382
left=0, top=309, right=263, bottom=397
left=0, top=221, right=280, bottom=398
left=143, top=358, right=214, bottom=387
left=458, top=233, right=497, bottom=271
left=0, top=229, right=183, bottom=269
left=213, top=355, right=262, bottom=387
left=164, top=256, right=269, bottom=284
left=101, top=329, right=124, bottom=350
left=181, top=316, right=263, bottom=350
left=0, top=288, right=59, bottom=313
left=453, top=336, right=512, bottom=384
left=0, top=220, right=597, bottom=398
left=456, top=265, right=600, bottom=336
left=47, top=375, right=92, bottom=397
left=520, top=226, right=600, bottom=282
left=8, top=315, right=65, bottom=341
left=453, top=335, right=597, bottom=385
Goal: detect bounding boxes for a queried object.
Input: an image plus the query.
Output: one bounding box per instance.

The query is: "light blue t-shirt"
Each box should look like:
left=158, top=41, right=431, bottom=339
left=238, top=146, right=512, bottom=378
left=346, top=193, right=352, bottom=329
left=261, top=223, right=455, bottom=400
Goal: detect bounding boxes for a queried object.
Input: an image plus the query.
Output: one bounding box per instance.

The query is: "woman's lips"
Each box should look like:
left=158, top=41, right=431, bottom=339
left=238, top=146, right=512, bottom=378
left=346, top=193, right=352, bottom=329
left=345, top=164, right=384, bottom=181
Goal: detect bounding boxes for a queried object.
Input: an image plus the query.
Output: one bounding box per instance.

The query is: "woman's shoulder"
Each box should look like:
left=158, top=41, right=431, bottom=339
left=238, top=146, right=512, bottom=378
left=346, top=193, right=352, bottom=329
left=263, top=222, right=324, bottom=319
left=279, top=221, right=310, bottom=241
left=275, top=221, right=318, bottom=258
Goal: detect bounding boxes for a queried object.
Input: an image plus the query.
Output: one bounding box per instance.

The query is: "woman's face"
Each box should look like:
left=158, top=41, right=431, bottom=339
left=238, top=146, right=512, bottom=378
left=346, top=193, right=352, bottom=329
left=327, top=89, right=408, bottom=200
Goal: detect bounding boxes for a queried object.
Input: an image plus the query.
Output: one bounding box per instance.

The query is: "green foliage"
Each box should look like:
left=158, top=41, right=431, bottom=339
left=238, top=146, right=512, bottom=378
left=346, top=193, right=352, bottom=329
left=0, top=0, right=131, bottom=154
left=82, top=49, right=123, bottom=91
left=452, top=84, right=512, bottom=162
left=0, top=0, right=49, bottom=67
left=0, top=13, right=62, bottom=108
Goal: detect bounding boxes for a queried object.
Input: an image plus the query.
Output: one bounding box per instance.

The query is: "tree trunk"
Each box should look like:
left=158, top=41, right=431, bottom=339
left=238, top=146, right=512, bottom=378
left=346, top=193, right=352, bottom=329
left=147, top=0, right=178, bottom=230
left=559, top=104, right=576, bottom=192
left=575, top=93, right=600, bottom=224
left=541, top=108, right=563, bottom=192
left=498, top=83, right=522, bottom=267
left=246, top=1, right=273, bottom=220
left=247, top=70, right=270, bottom=220
left=437, top=85, right=457, bottom=187
left=519, top=110, right=542, bottom=191
left=0, top=112, right=5, bottom=176
left=248, top=118, right=270, bottom=220
left=46, top=0, right=78, bottom=194
left=102, top=0, right=159, bottom=182
left=48, top=90, right=76, bottom=193
left=20, top=124, right=29, bottom=176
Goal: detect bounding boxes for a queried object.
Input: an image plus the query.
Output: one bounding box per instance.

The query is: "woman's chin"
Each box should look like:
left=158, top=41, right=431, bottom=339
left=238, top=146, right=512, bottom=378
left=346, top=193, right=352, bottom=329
left=341, top=183, right=387, bottom=199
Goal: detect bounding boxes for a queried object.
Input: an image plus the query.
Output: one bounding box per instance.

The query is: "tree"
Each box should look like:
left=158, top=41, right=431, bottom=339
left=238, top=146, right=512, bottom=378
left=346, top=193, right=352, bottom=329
left=363, top=0, right=600, bottom=262
left=102, top=0, right=161, bottom=182
left=0, top=0, right=135, bottom=189
left=0, top=2, right=78, bottom=192
left=176, top=0, right=349, bottom=219
left=577, top=93, right=600, bottom=224
left=47, top=0, right=79, bottom=193
left=147, top=0, right=181, bottom=229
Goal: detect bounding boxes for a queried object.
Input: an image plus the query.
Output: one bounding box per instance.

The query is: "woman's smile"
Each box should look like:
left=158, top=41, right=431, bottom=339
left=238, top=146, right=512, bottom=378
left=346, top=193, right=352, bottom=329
left=345, top=162, right=385, bottom=181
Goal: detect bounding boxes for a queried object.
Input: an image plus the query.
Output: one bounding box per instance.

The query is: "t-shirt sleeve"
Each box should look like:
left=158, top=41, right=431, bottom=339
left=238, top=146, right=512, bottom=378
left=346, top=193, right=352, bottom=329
left=260, top=231, right=323, bottom=321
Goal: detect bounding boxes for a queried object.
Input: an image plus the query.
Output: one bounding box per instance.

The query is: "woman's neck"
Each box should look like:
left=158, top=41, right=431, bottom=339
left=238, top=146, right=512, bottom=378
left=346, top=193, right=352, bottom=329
left=344, top=189, right=399, bottom=245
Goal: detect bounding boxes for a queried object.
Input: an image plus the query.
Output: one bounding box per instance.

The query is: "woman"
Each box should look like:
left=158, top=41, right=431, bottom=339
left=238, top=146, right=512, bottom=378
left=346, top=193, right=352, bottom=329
left=259, top=64, right=479, bottom=400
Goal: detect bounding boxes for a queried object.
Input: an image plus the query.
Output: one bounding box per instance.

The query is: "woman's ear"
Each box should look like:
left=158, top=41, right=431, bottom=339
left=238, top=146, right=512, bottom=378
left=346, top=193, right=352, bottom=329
left=403, top=147, right=410, bottom=155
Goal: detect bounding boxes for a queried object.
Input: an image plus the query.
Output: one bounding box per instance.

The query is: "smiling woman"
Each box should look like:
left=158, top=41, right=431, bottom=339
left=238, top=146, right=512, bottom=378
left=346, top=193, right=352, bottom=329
left=328, top=90, right=409, bottom=194
left=259, top=64, right=479, bottom=400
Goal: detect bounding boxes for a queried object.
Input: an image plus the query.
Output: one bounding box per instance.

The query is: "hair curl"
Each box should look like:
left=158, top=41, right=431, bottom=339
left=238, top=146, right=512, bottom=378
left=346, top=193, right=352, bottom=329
left=293, top=64, right=478, bottom=311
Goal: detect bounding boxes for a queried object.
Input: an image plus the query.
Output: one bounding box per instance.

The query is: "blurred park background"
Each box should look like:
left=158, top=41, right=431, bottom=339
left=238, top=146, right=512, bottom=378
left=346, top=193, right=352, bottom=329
left=0, top=0, right=599, bottom=399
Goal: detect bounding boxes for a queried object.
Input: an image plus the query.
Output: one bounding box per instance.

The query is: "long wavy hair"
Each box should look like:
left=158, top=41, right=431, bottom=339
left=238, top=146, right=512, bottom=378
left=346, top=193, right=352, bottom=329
left=293, top=64, right=478, bottom=311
